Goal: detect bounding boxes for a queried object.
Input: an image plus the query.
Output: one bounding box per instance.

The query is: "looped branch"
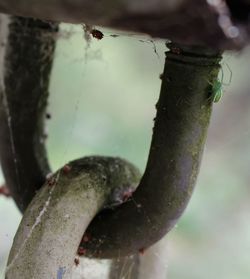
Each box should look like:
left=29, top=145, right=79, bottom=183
left=0, top=15, right=222, bottom=261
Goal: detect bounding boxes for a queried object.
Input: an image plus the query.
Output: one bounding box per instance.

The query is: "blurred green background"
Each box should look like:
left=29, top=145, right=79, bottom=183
left=1, top=24, right=250, bottom=278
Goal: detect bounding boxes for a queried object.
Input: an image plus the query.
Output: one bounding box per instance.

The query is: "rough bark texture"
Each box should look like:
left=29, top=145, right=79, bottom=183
left=5, top=156, right=140, bottom=279
left=0, top=0, right=250, bottom=49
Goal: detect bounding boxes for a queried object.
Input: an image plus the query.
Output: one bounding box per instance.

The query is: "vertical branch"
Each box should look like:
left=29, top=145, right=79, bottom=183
left=0, top=16, right=58, bottom=211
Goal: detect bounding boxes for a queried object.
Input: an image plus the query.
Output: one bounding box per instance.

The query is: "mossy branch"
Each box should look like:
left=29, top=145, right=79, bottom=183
left=81, top=44, right=222, bottom=258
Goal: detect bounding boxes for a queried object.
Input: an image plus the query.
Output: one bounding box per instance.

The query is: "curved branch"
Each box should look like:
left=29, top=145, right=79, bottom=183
left=0, top=0, right=250, bottom=49
left=5, top=156, right=140, bottom=279
left=82, top=45, right=222, bottom=258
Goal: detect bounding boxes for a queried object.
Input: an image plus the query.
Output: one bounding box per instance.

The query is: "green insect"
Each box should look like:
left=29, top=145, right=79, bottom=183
left=211, top=63, right=232, bottom=103
left=212, top=79, right=223, bottom=103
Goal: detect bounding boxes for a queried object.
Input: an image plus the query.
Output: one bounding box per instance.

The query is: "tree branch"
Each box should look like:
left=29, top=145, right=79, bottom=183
left=0, top=15, right=58, bottom=211
left=5, top=157, right=140, bottom=279
left=0, top=0, right=250, bottom=49
left=82, top=45, right=222, bottom=258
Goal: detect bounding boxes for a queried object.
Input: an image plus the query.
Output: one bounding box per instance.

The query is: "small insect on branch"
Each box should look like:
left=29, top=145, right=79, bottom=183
left=91, top=29, right=104, bottom=40
left=210, top=62, right=232, bottom=103
left=212, top=79, right=224, bottom=103
left=82, top=24, right=104, bottom=41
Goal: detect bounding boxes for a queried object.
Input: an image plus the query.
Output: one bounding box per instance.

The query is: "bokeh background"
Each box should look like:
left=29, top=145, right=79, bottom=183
left=1, top=24, right=250, bottom=278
